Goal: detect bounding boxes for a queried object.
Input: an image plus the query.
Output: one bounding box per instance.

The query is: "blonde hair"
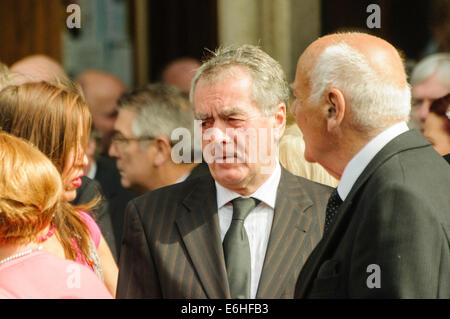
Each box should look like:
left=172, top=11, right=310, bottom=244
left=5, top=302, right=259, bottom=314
left=279, top=125, right=339, bottom=187
left=0, top=132, right=62, bottom=245
left=0, top=82, right=96, bottom=264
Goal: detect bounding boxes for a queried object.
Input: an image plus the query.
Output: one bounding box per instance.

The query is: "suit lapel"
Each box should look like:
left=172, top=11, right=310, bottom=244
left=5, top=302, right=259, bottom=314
left=175, top=176, right=230, bottom=298
left=296, top=130, right=430, bottom=297
left=256, top=168, right=314, bottom=298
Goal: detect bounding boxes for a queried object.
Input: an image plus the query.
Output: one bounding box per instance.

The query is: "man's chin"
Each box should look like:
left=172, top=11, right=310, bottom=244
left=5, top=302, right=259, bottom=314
left=209, top=164, right=247, bottom=188
left=63, top=190, right=77, bottom=202
left=120, top=177, right=132, bottom=190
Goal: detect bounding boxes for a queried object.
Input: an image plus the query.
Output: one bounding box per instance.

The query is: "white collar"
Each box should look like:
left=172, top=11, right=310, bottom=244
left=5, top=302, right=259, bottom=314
left=87, top=160, right=97, bottom=179
left=216, top=161, right=281, bottom=210
left=337, top=122, right=409, bottom=200
left=175, top=172, right=190, bottom=184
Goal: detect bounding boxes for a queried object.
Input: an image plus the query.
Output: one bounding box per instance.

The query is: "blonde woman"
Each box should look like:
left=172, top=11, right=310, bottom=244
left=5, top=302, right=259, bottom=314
left=0, top=132, right=112, bottom=298
left=279, top=124, right=339, bottom=187
left=0, top=82, right=118, bottom=296
left=0, top=62, right=13, bottom=91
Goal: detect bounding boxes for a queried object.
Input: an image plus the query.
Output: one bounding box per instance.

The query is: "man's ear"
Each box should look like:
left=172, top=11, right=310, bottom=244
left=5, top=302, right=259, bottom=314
left=272, top=102, right=286, bottom=141
left=152, top=137, right=172, bottom=167
left=326, top=88, right=345, bottom=132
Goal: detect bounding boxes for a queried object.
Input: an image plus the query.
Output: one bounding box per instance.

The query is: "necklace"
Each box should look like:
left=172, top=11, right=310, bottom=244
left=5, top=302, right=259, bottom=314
left=0, top=246, right=43, bottom=266
left=39, top=223, right=56, bottom=242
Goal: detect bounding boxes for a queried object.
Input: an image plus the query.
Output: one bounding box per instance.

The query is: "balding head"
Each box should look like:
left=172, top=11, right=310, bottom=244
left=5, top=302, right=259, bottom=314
left=76, top=70, right=126, bottom=151
left=162, top=58, right=201, bottom=94
left=10, top=55, right=69, bottom=85
left=291, top=33, right=411, bottom=177
left=295, top=32, right=410, bottom=131
left=300, top=33, right=407, bottom=87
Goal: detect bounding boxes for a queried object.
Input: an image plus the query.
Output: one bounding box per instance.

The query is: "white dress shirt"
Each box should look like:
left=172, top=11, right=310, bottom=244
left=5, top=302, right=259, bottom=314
left=87, top=160, right=97, bottom=179
left=337, top=122, right=409, bottom=200
left=215, top=161, right=281, bottom=299
left=175, top=172, right=190, bottom=184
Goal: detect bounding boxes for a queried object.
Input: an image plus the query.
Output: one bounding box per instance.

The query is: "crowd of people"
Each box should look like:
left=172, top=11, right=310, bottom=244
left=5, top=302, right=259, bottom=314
left=0, top=31, right=449, bottom=299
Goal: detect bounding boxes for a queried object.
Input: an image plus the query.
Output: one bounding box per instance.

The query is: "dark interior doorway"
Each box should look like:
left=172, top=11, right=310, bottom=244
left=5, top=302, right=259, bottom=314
left=321, top=0, right=433, bottom=60
left=147, top=0, right=218, bottom=82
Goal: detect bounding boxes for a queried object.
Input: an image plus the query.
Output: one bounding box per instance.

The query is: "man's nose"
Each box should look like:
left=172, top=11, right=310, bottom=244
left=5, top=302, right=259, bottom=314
left=205, top=122, right=232, bottom=144
left=109, top=142, right=119, bottom=158
left=418, top=101, right=430, bottom=122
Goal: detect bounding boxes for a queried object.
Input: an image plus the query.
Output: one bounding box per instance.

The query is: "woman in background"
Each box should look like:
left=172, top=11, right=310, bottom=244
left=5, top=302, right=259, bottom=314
left=423, top=93, right=450, bottom=163
left=0, top=82, right=118, bottom=296
left=279, top=124, right=339, bottom=187
left=0, top=132, right=112, bottom=298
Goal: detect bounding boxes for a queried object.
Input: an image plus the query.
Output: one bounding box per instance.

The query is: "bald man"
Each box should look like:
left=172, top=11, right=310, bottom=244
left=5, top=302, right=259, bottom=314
left=76, top=70, right=126, bottom=153
left=10, top=54, right=70, bottom=86
left=292, top=33, right=450, bottom=298
left=162, top=57, right=201, bottom=94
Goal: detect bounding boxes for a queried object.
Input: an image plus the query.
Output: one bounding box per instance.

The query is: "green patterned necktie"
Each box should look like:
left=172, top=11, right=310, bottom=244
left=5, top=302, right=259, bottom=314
left=223, top=197, right=260, bottom=299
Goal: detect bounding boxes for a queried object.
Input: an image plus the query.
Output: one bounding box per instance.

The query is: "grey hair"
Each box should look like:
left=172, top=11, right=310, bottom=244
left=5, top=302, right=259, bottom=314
left=189, top=44, right=289, bottom=115
left=309, top=42, right=411, bottom=130
left=0, top=62, right=13, bottom=91
left=410, top=53, right=450, bottom=88
left=118, top=83, right=195, bottom=149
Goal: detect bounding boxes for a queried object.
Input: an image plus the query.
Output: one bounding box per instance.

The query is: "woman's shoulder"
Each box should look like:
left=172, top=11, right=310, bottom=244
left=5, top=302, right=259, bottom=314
left=0, top=251, right=111, bottom=299
left=77, top=210, right=101, bottom=248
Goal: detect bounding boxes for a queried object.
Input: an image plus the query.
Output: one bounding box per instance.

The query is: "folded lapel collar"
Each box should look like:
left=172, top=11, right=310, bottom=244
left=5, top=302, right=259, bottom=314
left=175, top=176, right=230, bottom=298
left=296, top=130, right=429, bottom=297
left=256, top=167, right=314, bottom=298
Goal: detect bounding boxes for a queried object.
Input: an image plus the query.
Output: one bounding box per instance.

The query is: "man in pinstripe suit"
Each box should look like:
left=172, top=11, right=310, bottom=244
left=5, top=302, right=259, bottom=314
left=116, top=45, right=332, bottom=298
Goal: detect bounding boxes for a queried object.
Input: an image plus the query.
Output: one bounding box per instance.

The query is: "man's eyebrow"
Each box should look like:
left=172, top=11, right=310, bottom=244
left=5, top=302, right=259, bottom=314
left=195, top=107, right=246, bottom=120
left=219, top=107, right=246, bottom=117
left=194, top=112, right=210, bottom=120
left=112, top=129, right=125, bottom=136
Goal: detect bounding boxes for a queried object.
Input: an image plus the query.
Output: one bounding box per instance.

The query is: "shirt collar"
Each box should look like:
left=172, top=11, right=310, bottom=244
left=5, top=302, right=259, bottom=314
left=175, top=172, right=190, bottom=184
left=87, top=160, right=97, bottom=179
left=337, top=122, right=409, bottom=200
left=216, top=161, right=281, bottom=210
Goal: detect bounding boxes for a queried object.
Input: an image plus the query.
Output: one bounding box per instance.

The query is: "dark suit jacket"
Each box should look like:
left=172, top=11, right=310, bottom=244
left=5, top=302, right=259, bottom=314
left=117, top=166, right=332, bottom=298
left=187, top=162, right=210, bottom=180
left=94, top=156, right=138, bottom=259
left=295, top=130, right=450, bottom=299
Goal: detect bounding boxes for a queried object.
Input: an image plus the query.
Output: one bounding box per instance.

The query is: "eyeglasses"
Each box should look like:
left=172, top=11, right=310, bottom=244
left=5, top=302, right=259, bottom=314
left=111, top=132, right=155, bottom=146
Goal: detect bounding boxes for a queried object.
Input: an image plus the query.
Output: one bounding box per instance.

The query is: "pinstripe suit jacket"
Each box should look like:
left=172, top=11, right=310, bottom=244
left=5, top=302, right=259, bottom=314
left=116, top=166, right=332, bottom=298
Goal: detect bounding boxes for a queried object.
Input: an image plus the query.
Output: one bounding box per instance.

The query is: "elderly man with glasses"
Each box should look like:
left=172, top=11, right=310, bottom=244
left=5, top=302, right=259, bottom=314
left=109, top=83, right=208, bottom=195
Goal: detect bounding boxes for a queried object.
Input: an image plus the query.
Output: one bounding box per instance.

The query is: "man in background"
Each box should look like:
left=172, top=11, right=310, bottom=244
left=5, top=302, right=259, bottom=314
left=409, top=53, right=450, bottom=131
left=76, top=70, right=127, bottom=153
left=109, top=83, right=208, bottom=195
left=162, top=57, right=201, bottom=94
left=76, top=70, right=137, bottom=259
